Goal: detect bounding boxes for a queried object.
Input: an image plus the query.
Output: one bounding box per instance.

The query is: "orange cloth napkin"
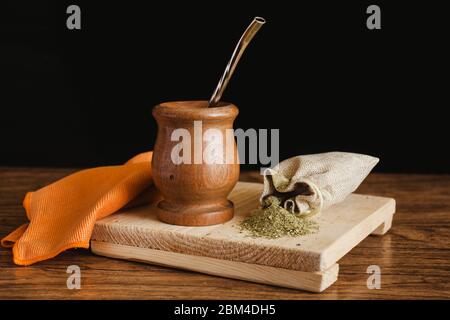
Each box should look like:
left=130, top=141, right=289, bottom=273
left=1, top=152, right=160, bottom=266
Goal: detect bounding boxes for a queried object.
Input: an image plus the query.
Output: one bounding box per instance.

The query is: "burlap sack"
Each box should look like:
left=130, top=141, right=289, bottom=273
left=261, top=152, right=379, bottom=217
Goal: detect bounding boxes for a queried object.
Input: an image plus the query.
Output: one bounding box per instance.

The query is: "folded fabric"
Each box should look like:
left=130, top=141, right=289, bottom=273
left=261, top=152, right=379, bottom=217
left=1, top=152, right=160, bottom=266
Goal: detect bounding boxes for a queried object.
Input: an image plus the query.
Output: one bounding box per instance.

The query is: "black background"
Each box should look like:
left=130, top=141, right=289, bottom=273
left=0, top=300, right=445, bottom=319
left=1, top=0, right=449, bottom=173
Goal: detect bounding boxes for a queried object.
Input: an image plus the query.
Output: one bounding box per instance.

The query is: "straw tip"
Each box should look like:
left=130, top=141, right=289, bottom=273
left=254, top=17, right=266, bottom=24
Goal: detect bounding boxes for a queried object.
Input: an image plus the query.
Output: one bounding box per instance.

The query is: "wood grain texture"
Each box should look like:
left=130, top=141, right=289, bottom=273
left=91, top=241, right=339, bottom=293
left=1, top=167, right=450, bottom=299
left=91, top=182, right=395, bottom=273
left=152, top=101, right=240, bottom=226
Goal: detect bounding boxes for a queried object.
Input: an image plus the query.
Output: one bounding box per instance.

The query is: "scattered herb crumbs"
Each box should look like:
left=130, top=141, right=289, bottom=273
left=239, top=196, right=319, bottom=239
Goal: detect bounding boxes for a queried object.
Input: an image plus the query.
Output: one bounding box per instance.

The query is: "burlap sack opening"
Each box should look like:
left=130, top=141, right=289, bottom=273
left=261, top=152, right=379, bottom=218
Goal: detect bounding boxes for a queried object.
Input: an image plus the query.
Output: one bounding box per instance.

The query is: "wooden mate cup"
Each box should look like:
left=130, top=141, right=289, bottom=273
left=152, top=101, right=240, bottom=226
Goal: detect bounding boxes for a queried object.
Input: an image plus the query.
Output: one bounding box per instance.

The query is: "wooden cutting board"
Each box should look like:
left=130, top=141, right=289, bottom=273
left=91, top=182, right=395, bottom=292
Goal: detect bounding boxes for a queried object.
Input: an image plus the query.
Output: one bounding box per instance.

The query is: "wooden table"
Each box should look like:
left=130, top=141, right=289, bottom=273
left=1, top=168, right=449, bottom=299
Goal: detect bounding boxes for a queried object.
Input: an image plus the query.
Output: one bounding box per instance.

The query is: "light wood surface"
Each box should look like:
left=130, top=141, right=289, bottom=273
left=91, top=182, right=395, bottom=273
left=1, top=168, right=450, bottom=299
left=91, top=241, right=339, bottom=293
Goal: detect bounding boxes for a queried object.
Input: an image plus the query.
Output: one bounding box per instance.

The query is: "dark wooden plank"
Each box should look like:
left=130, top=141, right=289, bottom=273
left=1, top=167, right=449, bottom=299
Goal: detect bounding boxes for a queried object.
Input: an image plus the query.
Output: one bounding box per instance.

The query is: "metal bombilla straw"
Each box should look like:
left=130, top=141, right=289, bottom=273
left=208, top=17, right=266, bottom=107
